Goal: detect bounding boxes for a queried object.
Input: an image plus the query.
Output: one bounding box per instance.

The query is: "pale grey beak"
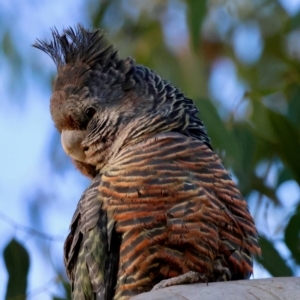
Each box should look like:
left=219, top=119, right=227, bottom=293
left=61, top=130, right=86, bottom=162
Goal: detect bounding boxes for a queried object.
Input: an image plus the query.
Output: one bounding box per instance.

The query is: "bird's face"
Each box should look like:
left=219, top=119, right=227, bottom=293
left=49, top=63, right=135, bottom=178
left=50, top=65, right=107, bottom=177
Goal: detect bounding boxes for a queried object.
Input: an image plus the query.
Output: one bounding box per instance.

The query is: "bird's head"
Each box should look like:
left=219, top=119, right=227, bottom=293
left=34, top=25, right=210, bottom=178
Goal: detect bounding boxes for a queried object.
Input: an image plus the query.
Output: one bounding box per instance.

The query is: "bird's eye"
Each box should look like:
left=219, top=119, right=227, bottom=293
left=85, top=107, right=96, bottom=119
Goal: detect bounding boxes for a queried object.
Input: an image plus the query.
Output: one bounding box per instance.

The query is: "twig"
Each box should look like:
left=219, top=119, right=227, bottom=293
left=0, top=211, right=64, bottom=242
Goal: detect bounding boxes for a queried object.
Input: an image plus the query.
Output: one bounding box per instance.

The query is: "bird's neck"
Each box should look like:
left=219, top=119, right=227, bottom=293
left=82, top=105, right=211, bottom=173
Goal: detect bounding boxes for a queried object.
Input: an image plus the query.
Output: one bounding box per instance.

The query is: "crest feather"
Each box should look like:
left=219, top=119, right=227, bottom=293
left=33, top=24, right=118, bottom=70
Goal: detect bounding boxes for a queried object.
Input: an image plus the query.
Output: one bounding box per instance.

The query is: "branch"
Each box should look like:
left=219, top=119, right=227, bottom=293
left=131, top=277, right=300, bottom=300
left=0, top=211, right=64, bottom=242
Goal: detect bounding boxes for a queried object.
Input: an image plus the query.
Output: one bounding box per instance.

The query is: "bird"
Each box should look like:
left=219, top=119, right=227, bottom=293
left=34, top=24, right=261, bottom=300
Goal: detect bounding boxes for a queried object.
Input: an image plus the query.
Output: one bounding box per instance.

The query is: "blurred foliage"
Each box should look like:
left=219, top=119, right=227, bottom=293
left=4, top=239, right=30, bottom=300
left=1, top=0, right=300, bottom=298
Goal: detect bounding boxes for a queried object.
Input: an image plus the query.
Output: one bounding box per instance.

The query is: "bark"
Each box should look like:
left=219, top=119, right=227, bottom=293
left=132, top=277, right=300, bottom=300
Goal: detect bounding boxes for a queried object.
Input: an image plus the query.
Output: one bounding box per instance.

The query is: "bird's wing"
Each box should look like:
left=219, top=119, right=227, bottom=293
left=64, top=174, right=121, bottom=300
left=99, top=131, right=260, bottom=297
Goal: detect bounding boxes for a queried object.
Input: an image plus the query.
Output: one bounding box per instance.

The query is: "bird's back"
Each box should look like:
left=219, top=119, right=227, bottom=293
left=98, top=131, right=260, bottom=299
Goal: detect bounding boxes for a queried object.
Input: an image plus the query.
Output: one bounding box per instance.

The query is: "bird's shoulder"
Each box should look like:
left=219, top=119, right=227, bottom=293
left=99, top=131, right=246, bottom=227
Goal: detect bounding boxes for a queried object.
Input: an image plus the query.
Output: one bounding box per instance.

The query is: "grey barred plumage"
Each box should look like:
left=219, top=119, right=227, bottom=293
left=34, top=24, right=261, bottom=300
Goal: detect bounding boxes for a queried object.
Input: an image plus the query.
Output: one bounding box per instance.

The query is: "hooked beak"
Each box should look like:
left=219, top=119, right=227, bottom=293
left=61, top=130, right=86, bottom=162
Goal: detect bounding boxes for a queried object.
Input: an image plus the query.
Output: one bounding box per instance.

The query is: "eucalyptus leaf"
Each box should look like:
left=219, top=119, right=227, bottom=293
left=284, top=204, right=300, bottom=264
left=4, top=239, right=30, bottom=300
left=185, top=0, right=207, bottom=51
left=256, top=236, right=293, bottom=277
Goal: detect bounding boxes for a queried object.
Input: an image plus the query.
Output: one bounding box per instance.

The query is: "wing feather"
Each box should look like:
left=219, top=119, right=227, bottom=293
left=64, top=174, right=120, bottom=300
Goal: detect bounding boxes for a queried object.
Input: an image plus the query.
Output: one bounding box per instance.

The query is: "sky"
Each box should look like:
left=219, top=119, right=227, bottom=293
left=0, top=1, right=91, bottom=298
left=0, top=0, right=300, bottom=299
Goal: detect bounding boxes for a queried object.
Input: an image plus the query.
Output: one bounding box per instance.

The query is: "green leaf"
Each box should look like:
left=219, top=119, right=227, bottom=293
left=251, top=100, right=300, bottom=185
left=4, top=239, right=30, bottom=300
left=287, top=84, right=300, bottom=127
left=268, top=109, right=300, bottom=185
left=277, top=167, right=294, bottom=186
left=290, top=10, right=300, bottom=30
left=62, top=280, right=72, bottom=300
left=284, top=204, right=300, bottom=264
left=256, top=235, right=293, bottom=277
left=185, top=0, right=207, bottom=50
left=251, top=99, right=277, bottom=143
left=198, top=98, right=239, bottom=162
left=251, top=174, right=280, bottom=205
left=231, top=123, right=256, bottom=193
